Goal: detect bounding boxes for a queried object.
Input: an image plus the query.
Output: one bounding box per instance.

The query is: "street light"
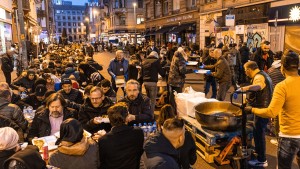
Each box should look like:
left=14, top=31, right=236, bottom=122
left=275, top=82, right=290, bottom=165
left=133, top=2, right=137, bottom=44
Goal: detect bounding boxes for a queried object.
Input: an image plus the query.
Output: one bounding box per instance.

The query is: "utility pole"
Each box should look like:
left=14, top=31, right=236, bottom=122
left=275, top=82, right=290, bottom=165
left=17, top=0, right=28, bottom=68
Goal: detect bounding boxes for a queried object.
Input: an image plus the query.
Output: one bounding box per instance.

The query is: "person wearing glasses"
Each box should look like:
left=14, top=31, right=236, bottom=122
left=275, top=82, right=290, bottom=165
left=79, top=86, right=114, bottom=134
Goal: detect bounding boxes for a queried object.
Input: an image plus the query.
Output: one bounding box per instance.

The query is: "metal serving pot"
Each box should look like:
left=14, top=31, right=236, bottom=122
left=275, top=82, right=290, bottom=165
left=195, top=102, right=242, bottom=131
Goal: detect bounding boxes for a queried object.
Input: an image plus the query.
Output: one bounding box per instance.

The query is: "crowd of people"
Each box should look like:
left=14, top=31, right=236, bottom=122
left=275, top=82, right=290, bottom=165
left=0, top=39, right=299, bottom=169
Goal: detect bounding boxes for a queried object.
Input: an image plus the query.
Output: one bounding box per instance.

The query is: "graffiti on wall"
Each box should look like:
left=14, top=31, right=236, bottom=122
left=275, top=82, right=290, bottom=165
left=244, top=24, right=268, bottom=52
left=220, top=30, right=235, bottom=46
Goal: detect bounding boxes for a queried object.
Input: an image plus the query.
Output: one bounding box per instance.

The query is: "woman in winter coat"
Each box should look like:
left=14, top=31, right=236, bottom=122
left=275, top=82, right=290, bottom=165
left=48, top=118, right=99, bottom=169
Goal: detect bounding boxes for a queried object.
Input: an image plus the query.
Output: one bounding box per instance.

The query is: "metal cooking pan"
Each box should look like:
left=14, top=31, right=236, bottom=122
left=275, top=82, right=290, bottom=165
left=195, top=102, right=242, bottom=131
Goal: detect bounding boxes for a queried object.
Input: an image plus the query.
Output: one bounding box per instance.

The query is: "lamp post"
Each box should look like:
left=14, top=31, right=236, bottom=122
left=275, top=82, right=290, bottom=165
left=133, top=2, right=137, bottom=44
left=85, top=17, right=90, bottom=41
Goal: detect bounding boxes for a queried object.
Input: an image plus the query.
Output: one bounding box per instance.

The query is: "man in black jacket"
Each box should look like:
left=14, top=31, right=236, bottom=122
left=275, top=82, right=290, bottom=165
left=16, top=84, right=47, bottom=110
left=253, top=41, right=274, bottom=72
left=141, top=51, right=165, bottom=111
left=98, top=102, right=144, bottom=169
left=27, top=93, right=75, bottom=142
left=119, top=80, right=153, bottom=125
left=1, top=51, right=14, bottom=85
left=58, top=78, right=83, bottom=104
left=79, top=86, right=114, bottom=133
left=146, top=41, right=160, bottom=56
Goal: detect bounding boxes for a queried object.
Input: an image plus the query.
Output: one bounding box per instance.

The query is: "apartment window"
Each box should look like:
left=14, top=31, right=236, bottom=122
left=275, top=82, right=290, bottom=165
left=68, top=22, right=71, bottom=26
left=56, top=16, right=61, bottom=20
left=120, top=16, right=126, bottom=25
left=114, top=0, right=125, bottom=8
left=79, top=28, right=81, bottom=32
left=78, top=22, right=81, bottom=26
left=138, top=0, right=143, bottom=8
left=63, top=22, right=66, bottom=26
left=155, top=1, right=162, bottom=17
left=205, top=0, right=216, bottom=3
left=67, top=11, right=70, bottom=14
left=67, top=16, right=71, bottom=20
left=73, top=28, right=77, bottom=33
left=68, top=28, right=72, bottom=33
left=187, top=0, right=197, bottom=10
left=163, top=1, right=168, bottom=15
left=78, top=16, right=81, bottom=20
left=77, top=11, right=81, bottom=14
left=146, top=3, right=151, bottom=19
left=56, top=10, right=61, bottom=14
left=58, top=28, right=61, bottom=33
left=73, top=16, right=76, bottom=20
left=137, top=15, right=144, bottom=24
left=62, top=16, right=66, bottom=20
left=173, top=0, right=180, bottom=11
left=57, top=22, right=61, bottom=26
left=72, top=11, right=75, bottom=14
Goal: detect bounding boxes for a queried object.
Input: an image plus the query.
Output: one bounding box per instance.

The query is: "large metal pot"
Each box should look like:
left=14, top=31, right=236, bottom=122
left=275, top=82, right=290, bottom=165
left=195, top=102, right=242, bottom=131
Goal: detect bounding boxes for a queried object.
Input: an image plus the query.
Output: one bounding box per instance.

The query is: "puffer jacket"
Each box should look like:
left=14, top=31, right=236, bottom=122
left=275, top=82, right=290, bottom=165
left=58, top=88, right=84, bottom=105
left=168, top=51, right=193, bottom=87
left=27, top=108, right=75, bottom=142
left=11, top=75, right=36, bottom=92
left=141, top=56, right=165, bottom=83
left=78, top=97, right=113, bottom=133
left=61, top=67, right=80, bottom=80
left=118, top=93, right=153, bottom=125
left=0, top=98, right=28, bottom=132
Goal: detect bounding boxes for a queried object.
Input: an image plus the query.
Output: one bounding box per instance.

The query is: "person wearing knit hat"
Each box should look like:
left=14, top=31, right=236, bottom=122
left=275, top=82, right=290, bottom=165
left=0, top=127, right=20, bottom=168
left=11, top=69, right=36, bottom=93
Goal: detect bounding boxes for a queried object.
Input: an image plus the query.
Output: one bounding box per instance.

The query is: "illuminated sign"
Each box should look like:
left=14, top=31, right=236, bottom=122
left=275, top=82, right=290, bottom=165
left=290, top=6, right=300, bottom=22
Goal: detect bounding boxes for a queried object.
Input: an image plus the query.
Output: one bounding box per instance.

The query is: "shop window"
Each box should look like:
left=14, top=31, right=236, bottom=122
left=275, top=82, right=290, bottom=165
left=137, top=15, right=144, bottom=24
left=173, top=0, right=180, bottom=11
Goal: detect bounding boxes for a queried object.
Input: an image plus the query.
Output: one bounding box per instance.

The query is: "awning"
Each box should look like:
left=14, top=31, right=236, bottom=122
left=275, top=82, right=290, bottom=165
left=145, top=29, right=156, bottom=36
left=168, top=23, right=195, bottom=34
left=156, top=26, right=174, bottom=34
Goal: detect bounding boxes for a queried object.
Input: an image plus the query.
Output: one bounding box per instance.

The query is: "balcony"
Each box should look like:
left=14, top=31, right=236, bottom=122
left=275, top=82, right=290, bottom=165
left=113, top=8, right=126, bottom=16
left=172, top=9, right=180, bottom=15
left=186, top=6, right=198, bottom=11
left=37, top=9, right=46, bottom=18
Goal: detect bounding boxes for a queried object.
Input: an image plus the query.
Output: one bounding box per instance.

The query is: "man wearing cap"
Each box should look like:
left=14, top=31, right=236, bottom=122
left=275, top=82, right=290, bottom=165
left=141, top=51, right=166, bottom=111
left=16, top=84, right=47, bottom=110
left=28, top=93, right=75, bottom=142
left=1, top=51, right=14, bottom=85
left=0, top=89, right=28, bottom=134
left=58, top=78, right=84, bottom=104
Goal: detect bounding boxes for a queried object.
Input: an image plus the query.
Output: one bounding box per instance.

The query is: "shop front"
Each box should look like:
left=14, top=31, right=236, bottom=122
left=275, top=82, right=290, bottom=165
left=269, top=2, right=300, bottom=53
left=0, top=7, right=12, bottom=53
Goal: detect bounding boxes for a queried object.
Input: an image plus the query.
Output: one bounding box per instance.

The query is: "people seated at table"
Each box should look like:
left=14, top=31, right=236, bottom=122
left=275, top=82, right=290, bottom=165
left=58, top=78, right=84, bottom=104
left=0, top=115, right=25, bottom=142
left=16, top=84, right=47, bottom=110
left=11, top=69, right=37, bottom=94
left=144, top=118, right=197, bottom=169
left=28, top=93, right=75, bottom=142
left=98, top=79, right=116, bottom=103
left=98, top=102, right=144, bottom=169
left=0, top=127, right=20, bottom=168
left=79, top=86, right=114, bottom=133
left=157, top=104, right=176, bottom=131
left=119, top=79, right=154, bottom=125
left=0, top=88, right=28, bottom=135
left=48, top=118, right=99, bottom=169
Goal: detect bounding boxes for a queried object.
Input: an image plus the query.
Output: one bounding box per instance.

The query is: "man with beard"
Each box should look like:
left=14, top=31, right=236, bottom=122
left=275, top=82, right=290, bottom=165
left=28, top=93, right=75, bottom=142
left=253, top=41, right=274, bottom=72
left=16, top=84, right=47, bottom=110
left=79, top=86, right=114, bottom=133
left=118, top=79, right=153, bottom=125
left=58, top=78, right=83, bottom=105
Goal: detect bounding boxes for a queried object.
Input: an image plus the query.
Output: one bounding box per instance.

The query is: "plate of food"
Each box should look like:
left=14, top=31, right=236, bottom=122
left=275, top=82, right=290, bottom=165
left=32, top=136, right=58, bottom=151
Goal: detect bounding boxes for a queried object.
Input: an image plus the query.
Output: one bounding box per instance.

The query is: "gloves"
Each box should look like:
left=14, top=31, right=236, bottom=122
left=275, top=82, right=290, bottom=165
left=244, top=106, right=253, bottom=114
left=112, top=75, right=116, bottom=80
left=193, top=69, right=198, bottom=73
left=199, top=64, right=205, bottom=69
left=205, top=70, right=212, bottom=75
left=240, top=65, right=243, bottom=70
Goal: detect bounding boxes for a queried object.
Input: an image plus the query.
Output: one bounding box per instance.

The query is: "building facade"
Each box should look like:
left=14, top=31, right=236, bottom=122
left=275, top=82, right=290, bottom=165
left=144, top=0, right=200, bottom=47
left=106, top=0, right=145, bottom=44
left=0, top=0, right=13, bottom=52
left=36, top=0, right=54, bottom=43
left=53, top=1, right=86, bottom=43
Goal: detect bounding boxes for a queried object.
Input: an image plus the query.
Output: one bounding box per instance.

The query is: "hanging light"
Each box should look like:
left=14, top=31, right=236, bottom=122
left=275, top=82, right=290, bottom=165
left=290, top=6, right=300, bottom=22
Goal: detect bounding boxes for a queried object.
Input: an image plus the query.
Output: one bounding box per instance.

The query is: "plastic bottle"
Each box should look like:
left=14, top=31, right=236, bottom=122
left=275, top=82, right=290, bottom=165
left=133, top=124, right=137, bottom=127
left=138, top=123, right=142, bottom=128
left=152, top=122, right=157, bottom=133
left=148, top=123, right=153, bottom=133
left=142, top=123, right=148, bottom=138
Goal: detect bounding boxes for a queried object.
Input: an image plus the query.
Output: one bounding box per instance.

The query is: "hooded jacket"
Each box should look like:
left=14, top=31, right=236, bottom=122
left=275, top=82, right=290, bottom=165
left=61, top=67, right=80, bottom=80
left=141, top=55, right=165, bottom=83
left=11, top=73, right=36, bottom=92
left=0, top=98, right=28, bottom=132
left=58, top=88, right=84, bottom=105
left=78, top=97, right=113, bottom=133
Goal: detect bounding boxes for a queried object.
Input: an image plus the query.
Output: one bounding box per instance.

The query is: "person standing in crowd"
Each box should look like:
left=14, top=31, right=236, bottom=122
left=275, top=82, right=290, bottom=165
left=0, top=127, right=20, bottom=168
left=79, top=86, right=114, bottom=133
left=49, top=118, right=99, bottom=169
left=58, top=78, right=84, bottom=104
left=246, top=50, right=300, bottom=169
left=107, top=50, right=129, bottom=93
left=0, top=51, right=14, bottom=85
left=119, top=79, right=153, bottom=125
left=239, top=42, right=250, bottom=84
left=0, top=89, right=28, bottom=135
left=146, top=41, right=160, bottom=56
left=141, top=51, right=166, bottom=112
left=202, top=47, right=217, bottom=98
left=202, top=48, right=231, bottom=101
left=28, top=93, right=75, bottom=142
left=239, top=61, right=273, bottom=167
left=253, top=41, right=274, bottom=72
left=228, top=43, right=242, bottom=88
left=84, top=43, right=95, bottom=59
left=98, top=102, right=144, bottom=169
left=144, top=118, right=197, bottom=169
left=168, top=47, right=193, bottom=114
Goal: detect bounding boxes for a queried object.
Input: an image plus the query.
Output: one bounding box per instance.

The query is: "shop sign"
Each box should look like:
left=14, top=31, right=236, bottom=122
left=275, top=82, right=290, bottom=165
left=166, top=14, right=193, bottom=23
left=225, top=15, right=235, bottom=27
left=0, top=8, right=5, bottom=20
left=235, top=25, right=245, bottom=34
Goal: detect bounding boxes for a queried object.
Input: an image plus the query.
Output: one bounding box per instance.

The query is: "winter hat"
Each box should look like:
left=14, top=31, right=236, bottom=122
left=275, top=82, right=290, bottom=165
left=0, top=127, right=19, bottom=150
left=61, top=78, right=72, bottom=85
left=55, top=118, right=83, bottom=145
left=35, top=84, right=47, bottom=96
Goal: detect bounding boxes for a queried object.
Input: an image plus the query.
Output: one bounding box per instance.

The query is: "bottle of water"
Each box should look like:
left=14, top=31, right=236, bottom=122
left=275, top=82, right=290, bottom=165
left=20, top=92, right=27, bottom=99
left=138, top=123, right=142, bottom=128
left=142, top=123, right=148, bottom=138
left=152, top=122, right=157, bottom=133
left=23, top=106, right=27, bottom=114
left=148, top=123, right=153, bottom=133
left=133, top=124, right=137, bottom=127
